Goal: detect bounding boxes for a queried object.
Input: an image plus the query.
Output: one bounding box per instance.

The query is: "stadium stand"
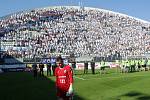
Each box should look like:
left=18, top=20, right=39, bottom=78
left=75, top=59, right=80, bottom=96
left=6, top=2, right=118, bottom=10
left=0, top=6, right=150, bottom=61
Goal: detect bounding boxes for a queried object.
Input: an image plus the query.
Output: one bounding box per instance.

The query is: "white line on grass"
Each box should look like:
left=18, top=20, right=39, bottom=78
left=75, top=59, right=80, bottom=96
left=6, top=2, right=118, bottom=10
left=74, top=76, right=86, bottom=80
left=83, top=74, right=150, bottom=80
left=73, top=74, right=149, bottom=81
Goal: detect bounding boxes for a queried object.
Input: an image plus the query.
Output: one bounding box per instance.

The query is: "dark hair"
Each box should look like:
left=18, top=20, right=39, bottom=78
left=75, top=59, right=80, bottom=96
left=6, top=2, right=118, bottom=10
left=56, top=56, right=63, bottom=63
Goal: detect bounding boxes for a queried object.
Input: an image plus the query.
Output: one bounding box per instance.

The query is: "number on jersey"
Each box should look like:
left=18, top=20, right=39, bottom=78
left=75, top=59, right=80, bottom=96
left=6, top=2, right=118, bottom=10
left=60, top=79, right=66, bottom=83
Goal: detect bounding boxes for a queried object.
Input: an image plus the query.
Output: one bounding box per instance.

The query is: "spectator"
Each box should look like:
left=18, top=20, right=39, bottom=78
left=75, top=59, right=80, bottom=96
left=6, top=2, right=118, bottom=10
left=0, top=6, right=150, bottom=60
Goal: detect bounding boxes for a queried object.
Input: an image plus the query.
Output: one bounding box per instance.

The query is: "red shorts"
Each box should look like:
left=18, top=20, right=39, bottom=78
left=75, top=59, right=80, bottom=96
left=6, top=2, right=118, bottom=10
left=56, top=87, right=73, bottom=99
left=57, top=87, right=67, bottom=96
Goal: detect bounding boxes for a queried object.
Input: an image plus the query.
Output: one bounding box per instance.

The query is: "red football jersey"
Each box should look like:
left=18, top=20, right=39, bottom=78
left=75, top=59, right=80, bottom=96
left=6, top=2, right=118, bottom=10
left=55, top=65, right=73, bottom=92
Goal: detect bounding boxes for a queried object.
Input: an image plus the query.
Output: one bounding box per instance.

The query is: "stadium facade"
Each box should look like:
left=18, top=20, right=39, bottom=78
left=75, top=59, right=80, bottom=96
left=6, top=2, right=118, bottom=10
left=0, top=6, right=150, bottom=62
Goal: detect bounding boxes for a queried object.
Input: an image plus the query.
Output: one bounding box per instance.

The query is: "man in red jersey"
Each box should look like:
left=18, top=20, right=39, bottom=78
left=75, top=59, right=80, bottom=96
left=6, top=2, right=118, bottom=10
left=55, top=56, right=74, bottom=100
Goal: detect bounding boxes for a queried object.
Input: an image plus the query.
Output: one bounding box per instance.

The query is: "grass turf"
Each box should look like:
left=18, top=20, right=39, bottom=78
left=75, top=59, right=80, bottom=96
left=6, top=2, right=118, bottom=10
left=0, top=69, right=150, bottom=100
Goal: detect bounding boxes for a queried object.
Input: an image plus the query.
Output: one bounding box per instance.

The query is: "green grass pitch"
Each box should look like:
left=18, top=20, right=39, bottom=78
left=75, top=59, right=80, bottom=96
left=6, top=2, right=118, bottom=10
left=0, top=69, right=150, bottom=100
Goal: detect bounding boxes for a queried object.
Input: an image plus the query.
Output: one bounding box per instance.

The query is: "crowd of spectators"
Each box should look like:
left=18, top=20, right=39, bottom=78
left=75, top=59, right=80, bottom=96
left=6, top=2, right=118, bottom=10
left=0, top=6, right=150, bottom=60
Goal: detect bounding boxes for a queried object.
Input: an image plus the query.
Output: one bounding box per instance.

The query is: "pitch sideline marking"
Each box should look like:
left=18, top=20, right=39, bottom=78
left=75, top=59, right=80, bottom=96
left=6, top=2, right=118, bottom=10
left=74, top=74, right=150, bottom=81
left=83, top=74, right=150, bottom=80
left=74, top=76, right=86, bottom=80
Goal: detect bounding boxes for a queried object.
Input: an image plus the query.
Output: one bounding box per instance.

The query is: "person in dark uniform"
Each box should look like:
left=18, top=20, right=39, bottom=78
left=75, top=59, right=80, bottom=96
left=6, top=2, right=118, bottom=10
left=138, top=60, right=141, bottom=71
left=84, top=62, right=88, bottom=74
left=72, top=62, right=76, bottom=75
left=91, top=61, right=95, bottom=74
left=52, top=62, right=57, bottom=76
left=144, top=58, right=148, bottom=71
left=47, top=63, right=52, bottom=76
left=32, top=63, right=38, bottom=77
left=51, top=58, right=57, bottom=76
left=39, top=63, right=44, bottom=76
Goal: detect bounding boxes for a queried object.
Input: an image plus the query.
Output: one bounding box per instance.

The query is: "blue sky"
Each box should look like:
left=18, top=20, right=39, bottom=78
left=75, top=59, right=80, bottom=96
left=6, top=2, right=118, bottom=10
left=0, top=0, right=150, bottom=21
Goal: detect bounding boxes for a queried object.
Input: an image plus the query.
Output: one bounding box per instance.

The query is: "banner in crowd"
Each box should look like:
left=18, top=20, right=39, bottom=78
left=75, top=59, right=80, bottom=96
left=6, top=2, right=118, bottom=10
left=75, top=62, right=119, bottom=70
left=75, top=62, right=101, bottom=70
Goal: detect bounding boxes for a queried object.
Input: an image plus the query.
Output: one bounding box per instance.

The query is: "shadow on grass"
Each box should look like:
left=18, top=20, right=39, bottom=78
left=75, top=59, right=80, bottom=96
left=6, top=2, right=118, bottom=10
left=0, top=72, right=85, bottom=100
left=114, top=91, right=150, bottom=100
